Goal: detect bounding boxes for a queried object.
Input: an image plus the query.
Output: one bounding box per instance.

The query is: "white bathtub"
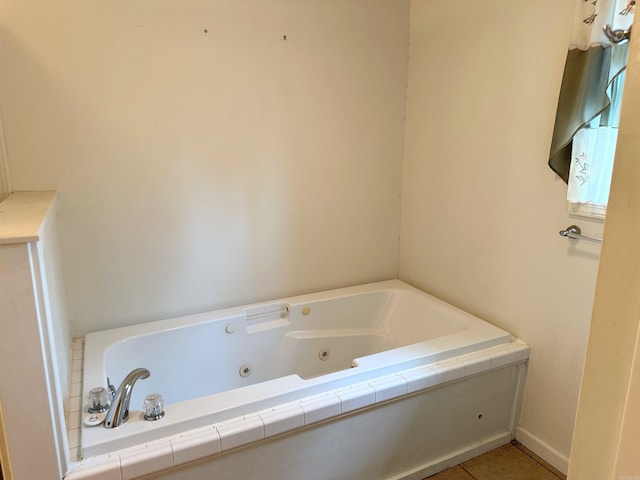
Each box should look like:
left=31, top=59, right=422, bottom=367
left=77, top=280, right=528, bottom=479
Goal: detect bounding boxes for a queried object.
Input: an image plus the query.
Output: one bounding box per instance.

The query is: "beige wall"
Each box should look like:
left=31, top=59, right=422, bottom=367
left=0, top=0, right=409, bottom=335
left=400, top=0, right=595, bottom=471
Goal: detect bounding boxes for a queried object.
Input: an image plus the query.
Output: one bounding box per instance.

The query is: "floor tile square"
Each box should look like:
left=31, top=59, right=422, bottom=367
left=460, top=443, right=562, bottom=480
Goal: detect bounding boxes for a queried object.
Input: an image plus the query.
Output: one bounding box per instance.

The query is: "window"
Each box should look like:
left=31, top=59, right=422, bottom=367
left=548, top=0, right=634, bottom=219
left=567, top=66, right=626, bottom=219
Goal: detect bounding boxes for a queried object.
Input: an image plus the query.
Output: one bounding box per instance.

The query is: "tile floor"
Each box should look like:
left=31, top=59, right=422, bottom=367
left=426, top=441, right=566, bottom=480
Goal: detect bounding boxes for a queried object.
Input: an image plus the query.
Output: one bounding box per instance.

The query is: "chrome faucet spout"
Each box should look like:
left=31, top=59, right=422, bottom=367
left=104, top=368, right=150, bottom=429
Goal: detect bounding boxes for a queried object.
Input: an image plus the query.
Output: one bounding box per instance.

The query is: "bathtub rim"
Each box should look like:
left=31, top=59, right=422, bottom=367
left=84, top=279, right=502, bottom=357
left=81, top=280, right=515, bottom=457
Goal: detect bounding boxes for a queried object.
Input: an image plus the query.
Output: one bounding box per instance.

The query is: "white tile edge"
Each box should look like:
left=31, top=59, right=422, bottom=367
left=67, top=338, right=85, bottom=463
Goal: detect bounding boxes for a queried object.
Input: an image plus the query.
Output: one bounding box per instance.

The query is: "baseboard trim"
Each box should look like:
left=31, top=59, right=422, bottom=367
left=515, top=426, right=569, bottom=475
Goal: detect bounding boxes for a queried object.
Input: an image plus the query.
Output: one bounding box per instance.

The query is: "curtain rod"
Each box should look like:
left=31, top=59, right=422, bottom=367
left=604, top=24, right=632, bottom=44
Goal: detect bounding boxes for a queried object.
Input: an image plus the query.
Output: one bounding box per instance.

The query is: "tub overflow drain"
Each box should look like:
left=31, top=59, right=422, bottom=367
left=239, top=364, right=252, bottom=377
left=318, top=348, right=330, bottom=361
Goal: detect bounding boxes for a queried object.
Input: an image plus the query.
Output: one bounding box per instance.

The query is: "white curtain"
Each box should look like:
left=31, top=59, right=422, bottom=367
left=568, top=126, right=618, bottom=205
left=570, top=0, right=634, bottom=50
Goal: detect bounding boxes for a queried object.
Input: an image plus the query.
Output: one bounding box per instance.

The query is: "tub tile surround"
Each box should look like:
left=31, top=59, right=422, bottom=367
left=369, top=375, right=409, bottom=403
left=432, top=360, right=466, bottom=384
left=216, top=415, right=264, bottom=451
left=299, top=393, right=342, bottom=425
left=119, top=441, right=173, bottom=480
left=67, top=337, right=85, bottom=462
left=257, top=404, right=305, bottom=438
left=64, top=340, right=529, bottom=480
left=400, top=366, right=438, bottom=394
left=170, top=427, right=221, bottom=468
left=335, top=383, right=378, bottom=411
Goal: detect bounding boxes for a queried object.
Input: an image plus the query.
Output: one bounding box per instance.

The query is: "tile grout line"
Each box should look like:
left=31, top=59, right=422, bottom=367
left=511, top=440, right=566, bottom=480
left=459, top=463, right=479, bottom=480
left=444, top=441, right=565, bottom=480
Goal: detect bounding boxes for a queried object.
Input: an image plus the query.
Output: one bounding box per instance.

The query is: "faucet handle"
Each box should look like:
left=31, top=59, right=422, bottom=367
left=87, top=387, right=110, bottom=413
left=106, top=377, right=116, bottom=399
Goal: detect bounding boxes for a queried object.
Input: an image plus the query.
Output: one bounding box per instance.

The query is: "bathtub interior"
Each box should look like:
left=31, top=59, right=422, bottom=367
left=99, top=286, right=477, bottom=409
left=81, top=281, right=518, bottom=459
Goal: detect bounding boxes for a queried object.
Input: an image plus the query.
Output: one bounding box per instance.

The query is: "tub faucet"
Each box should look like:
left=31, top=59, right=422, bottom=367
left=104, top=368, right=150, bottom=429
